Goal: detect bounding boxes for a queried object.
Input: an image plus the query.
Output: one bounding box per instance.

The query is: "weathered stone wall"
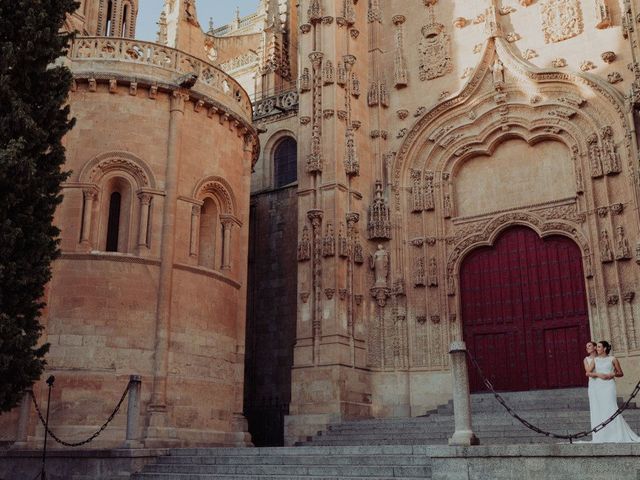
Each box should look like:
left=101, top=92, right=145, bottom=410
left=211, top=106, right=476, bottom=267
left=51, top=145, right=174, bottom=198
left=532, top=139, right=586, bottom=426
left=244, top=185, right=298, bottom=445
left=0, top=35, right=257, bottom=449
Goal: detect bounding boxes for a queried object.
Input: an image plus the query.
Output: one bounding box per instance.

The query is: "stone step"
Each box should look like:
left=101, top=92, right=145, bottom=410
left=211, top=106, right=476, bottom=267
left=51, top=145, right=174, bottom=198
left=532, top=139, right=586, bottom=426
left=156, top=454, right=432, bottom=466
left=133, top=447, right=433, bottom=479
left=132, top=475, right=428, bottom=480
left=140, top=464, right=432, bottom=477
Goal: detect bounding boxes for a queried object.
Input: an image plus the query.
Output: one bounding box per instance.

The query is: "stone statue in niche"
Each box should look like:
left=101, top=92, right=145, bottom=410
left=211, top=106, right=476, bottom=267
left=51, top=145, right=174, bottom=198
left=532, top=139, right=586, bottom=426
left=338, top=223, right=348, bottom=257
left=370, top=244, right=390, bottom=288
left=322, top=222, right=336, bottom=257
left=492, top=59, right=505, bottom=90
left=600, top=229, right=613, bottom=263
left=414, top=257, right=426, bottom=287
left=427, top=258, right=438, bottom=287
left=587, top=134, right=603, bottom=178
left=418, top=22, right=452, bottom=81
left=541, top=0, right=584, bottom=44
left=616, top=226, right=632, bottom=260
left=601, top=126, right=621, bottom=175
left=297, top=225, right=311, bottom=261
left=424, top=172, right=435, bottom=210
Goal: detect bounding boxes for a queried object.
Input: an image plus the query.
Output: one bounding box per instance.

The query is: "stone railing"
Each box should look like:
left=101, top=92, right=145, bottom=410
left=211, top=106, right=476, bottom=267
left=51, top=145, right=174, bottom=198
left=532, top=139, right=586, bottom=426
left=68, top=37, right=252, bottom=119
left=253, top=88, right=299, bottom=121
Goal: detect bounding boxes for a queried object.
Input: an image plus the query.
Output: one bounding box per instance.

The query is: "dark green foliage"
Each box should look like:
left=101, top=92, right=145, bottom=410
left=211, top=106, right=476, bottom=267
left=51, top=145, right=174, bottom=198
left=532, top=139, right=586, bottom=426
left=0, top=0, right=78, bottom=412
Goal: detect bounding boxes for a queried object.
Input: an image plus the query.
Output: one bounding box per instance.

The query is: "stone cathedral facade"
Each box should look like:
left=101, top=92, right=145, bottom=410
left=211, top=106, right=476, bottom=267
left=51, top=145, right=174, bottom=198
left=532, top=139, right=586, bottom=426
left=5, top=0, right=640, bottom=450
left=234, top=0, right=640, bottom=445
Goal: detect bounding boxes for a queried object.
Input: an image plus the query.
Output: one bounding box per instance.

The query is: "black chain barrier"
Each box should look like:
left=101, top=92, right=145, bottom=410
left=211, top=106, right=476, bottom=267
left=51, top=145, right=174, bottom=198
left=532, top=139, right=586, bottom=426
left=29, top=380, right=132, bottom=447
left=465, top=350, right=640, bottom=443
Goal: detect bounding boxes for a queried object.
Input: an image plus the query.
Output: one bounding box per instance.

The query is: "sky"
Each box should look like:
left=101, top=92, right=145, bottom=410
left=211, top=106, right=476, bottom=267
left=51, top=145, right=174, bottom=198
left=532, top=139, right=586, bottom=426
left=136, top=0, right=260, bottom=42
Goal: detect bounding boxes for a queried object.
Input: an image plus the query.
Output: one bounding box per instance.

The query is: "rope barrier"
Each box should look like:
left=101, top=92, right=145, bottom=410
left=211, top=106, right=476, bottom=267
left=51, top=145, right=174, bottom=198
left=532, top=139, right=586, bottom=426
left=465, top=350, right=640, bottom=443
left=29, top=380, right=132, bottom=447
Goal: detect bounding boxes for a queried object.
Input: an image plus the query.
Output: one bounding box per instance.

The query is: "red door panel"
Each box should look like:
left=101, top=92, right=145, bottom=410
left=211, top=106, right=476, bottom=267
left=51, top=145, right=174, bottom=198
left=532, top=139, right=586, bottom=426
left=461, top=227, right=590, bottom=392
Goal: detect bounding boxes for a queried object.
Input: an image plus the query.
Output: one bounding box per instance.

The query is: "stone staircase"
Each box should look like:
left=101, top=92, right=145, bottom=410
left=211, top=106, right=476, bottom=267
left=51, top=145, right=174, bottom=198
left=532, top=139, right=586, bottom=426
left=302, top=387, right=640, bottom=446
left=130, top=445, right=433, bottom=479
left=131, top=388, right=640, bottom=479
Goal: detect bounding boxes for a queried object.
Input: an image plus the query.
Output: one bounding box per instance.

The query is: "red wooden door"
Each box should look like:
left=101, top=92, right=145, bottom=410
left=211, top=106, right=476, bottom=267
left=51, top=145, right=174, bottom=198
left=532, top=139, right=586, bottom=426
left=460, top=226, right=590, bottom=392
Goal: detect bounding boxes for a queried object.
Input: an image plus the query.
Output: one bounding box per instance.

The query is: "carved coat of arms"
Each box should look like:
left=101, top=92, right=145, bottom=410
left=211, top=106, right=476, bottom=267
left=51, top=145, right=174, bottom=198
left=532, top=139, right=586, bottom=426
left=541, top=0, right=583, bottom=43
left=418, top=22, right=452, bottom=81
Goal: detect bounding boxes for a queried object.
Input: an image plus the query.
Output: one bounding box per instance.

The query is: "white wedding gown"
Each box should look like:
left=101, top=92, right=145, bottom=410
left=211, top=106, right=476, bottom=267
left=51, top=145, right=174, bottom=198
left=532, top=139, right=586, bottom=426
left=588, top=355, right=640, bottom=443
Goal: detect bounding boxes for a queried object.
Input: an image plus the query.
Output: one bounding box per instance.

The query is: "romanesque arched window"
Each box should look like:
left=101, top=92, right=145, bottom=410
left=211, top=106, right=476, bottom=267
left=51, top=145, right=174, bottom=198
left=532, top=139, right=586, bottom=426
left=106, top=191, right=122, bottom=251
left=191, top=177, right=240, bottom=272
left=274, top=137, right=297, bottom=188
left=198, top=197, right=221, bottom=270
left=78, top=151, right=156, bottom=255
left=101, top=176, right=132, bottom=252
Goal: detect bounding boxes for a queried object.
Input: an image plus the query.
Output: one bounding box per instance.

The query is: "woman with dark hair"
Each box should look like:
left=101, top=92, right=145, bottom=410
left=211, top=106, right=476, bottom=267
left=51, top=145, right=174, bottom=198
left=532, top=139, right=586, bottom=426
left=586, top=341, right=640, bottom=442
left=584, top=341, right=598, bottom=432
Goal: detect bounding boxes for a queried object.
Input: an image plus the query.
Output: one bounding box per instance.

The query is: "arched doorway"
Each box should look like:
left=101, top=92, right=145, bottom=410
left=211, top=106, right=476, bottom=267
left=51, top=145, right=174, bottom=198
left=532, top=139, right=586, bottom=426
left=460, top=226, right=590, bottom=392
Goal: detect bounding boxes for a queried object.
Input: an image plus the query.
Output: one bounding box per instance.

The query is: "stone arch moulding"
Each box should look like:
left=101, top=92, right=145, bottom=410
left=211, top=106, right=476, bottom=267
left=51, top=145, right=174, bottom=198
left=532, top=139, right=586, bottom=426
left=78, top=150, right=156, bottom=190
left=446, top=211, right=591, bottom=283
left=193, top=176, right=238, bottom=219
left=262, top=129, right=297, bottom=187
left=390, top=36, right=632, bottom=186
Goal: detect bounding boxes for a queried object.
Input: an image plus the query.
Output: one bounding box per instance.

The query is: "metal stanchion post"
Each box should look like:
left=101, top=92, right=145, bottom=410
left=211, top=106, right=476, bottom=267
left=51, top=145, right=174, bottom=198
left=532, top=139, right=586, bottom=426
left=40, top=376, right=55, bottom=480
left=123, top=375, right=143, bottom=448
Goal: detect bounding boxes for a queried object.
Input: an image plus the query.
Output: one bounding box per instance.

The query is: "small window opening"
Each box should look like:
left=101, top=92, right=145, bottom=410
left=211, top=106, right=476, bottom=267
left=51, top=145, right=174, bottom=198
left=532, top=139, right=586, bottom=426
left=106, top=191, right=121, bottom=251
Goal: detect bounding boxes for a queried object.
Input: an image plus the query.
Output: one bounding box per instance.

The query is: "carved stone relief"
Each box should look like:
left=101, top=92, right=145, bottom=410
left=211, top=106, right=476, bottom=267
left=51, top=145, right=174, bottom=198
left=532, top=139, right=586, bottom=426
left=615, top=226, right=632, bottom=260
left=298, top=225, right=311, bottom=261
left=367, top=181, right=392, bottom=240
left=541, top=0, right=584, bottom=44
left=588, top=134, right=604, bottom=178
left=600, top=229, right=613, bottom=263
left=418, top=21, right=452, bottom=81
left=322, top=222, right=336, bottom=257
left=601, top=126, right=621, bottom=175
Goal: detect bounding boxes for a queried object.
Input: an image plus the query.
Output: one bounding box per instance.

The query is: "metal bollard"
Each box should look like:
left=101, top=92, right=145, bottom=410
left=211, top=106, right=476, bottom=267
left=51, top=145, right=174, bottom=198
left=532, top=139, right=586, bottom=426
left=123, top=375, right=143, bottom=448
left=448, top=341, right=479, bottom=446
left=11, top=390, right=32, bottom=449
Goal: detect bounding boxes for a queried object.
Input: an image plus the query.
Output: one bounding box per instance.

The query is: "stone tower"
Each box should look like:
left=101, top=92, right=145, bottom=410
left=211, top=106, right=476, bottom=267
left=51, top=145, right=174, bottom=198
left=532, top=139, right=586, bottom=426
left=84, top=0, right=139, bottom=38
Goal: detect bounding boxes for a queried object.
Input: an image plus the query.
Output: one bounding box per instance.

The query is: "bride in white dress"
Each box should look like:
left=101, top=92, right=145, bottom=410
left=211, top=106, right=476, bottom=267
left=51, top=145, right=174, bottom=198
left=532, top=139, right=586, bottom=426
left=585, top=341, right=640, bottom=443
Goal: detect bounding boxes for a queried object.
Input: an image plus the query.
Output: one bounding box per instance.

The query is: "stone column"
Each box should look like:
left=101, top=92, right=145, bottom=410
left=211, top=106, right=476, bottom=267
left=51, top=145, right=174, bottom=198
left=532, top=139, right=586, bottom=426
left=11, top=390, right=32, bottom=449
left=145, top=89, right=189, bottom=446
left=123, top=375, right=142, bottom=448
left=137, top=192, right=152, bottom=252
left=448, top=341, right=479, bottom=446
left=189, top=204, right=201, bottom=258
left=80, top=188, right=97, bottom=249
left=221, top=218, right=233, bottom=270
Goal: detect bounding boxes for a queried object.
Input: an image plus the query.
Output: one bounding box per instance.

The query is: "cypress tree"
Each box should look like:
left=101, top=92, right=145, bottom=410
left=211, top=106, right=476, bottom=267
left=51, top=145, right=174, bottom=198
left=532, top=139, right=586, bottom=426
left=0, top=0, right=78, bottom=412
